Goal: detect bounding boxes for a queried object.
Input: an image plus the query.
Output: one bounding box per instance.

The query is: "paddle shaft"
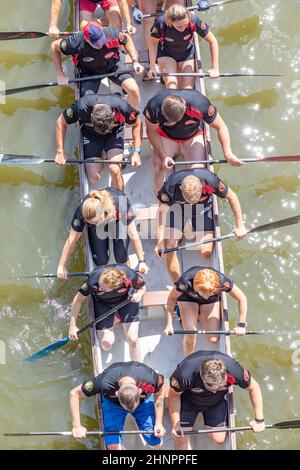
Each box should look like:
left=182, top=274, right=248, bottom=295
left=174, top=155, right=300, bottom=165
left=157, top=72, right=282, bottom=77
left=0, top=272, right=89, bottom=280
left=161, top=215, right=300, bottom=255
left=172, top=330, right=300, bottom=336
left=142, top=0, right=244, bottom=18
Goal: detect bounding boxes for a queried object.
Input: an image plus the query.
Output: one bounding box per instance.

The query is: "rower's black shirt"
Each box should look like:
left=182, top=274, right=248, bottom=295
left=60, top=28, right=127, bottom=73
left=78, top=264, right=145, bottom=303
left=63, top=93, right=139, bottom=138
left=157, top=169, right=229, bottom=206
left=175, top=266, right=233, bottom=303
left=71, top=187, right=136, bottom=233
left=170, top=351, right=251, bottom=408
left=151, top=15, right=209, bottom=57
left=144, top=89, right=217, bottom=140
left=82, top=361, right=164, bottom=402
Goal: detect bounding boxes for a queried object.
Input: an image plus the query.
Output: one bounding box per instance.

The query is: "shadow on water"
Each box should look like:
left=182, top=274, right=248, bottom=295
left=0, top=88, right=75, bottom=115
left=216, top=15, right=262, bottom=46
left=214, top=88, right=279, bottom=109
left=0, top=166, right=78, bottom=190
left=0, top=51, right=49, bottom=70
left=254, top=175, right=300, bottom=196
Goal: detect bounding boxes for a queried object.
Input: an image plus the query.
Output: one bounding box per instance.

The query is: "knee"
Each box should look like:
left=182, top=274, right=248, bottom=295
left=208, top=335, right=219, bottom=344
left=101, top=339, right=114, bottom=351
left=209, top=432, right=227, bottom=445
left=107, top=443, right=123, bottom=450
left=185, top=334, right=196, bottom=346
left=88, top=174, right=101, bottom=185
left=109, top=164, right=122, bottom=176
left=114, top=253, right=128, bottom=264
left=126, top=335, right=139, bottom=348
left=199, top=246, right=213, bottom=259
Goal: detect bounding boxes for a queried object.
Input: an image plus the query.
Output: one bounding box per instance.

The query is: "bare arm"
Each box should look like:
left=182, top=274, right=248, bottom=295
left=127, top=222, right=149, bottom=273
left=225, top=188, right=247, bottom=238
left=124, top=35, right=144, bottom=73
left=57, top=228, right=82, bottom=278
left=203, top=31, right=219, bottom=77
left=69, top=292, right=86, bottom=340
left=229, top=285, right=247, bottom=323
left=119, top=0, right=136, bottom=34
left=165, top=288, right=181, bottom=335
left=148, top=37, right=159, bottom=75
left=130, top=117, right=143, bottom=168
left=145, top=116, right=168, bottom=162
left=154, top=204, right=169, bottom=257
left=49, top=0, right=63, bottom=38
left=168, top=386, right=184, bottom=438
left=209, top=113, right=243, bottom=166
left=247, top=377, right=265, bottom=431
left=50, top=40, right=69, bottom=85
left=154, top=385, right=165, bottom=436
left=69, top=385, right=88, bottom=438
left=55, top=114, right=72, bottom=166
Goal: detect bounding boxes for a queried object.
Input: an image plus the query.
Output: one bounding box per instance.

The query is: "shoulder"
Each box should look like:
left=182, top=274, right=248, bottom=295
left=60, top=32, right=83, bottom=54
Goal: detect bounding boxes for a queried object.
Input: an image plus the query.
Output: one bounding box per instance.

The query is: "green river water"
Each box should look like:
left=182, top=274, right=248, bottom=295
left=0, top=0, right=300, bottom=450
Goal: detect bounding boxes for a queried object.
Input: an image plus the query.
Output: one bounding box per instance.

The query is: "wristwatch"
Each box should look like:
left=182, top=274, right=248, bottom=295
left=237, top=322, right=247, bottom=328
left=138, top=259, right=145, bottom=264
left=133, top=147, right=141, bottom=154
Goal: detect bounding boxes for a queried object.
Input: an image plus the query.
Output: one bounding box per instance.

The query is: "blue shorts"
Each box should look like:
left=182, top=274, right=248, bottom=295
left=101, top=395, right=162, bottom=447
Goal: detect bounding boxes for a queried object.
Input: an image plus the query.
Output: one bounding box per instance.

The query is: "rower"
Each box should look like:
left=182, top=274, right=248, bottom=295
left=143, top=89, right=243, bottom=193
left=165, top=266, right=247, bottom=356
left=50, top=19, right=143, bottom=105
left=148, top=4, right=219, bottom=87
left=168, top=350, right=265, bottom=450
left=154, top=168, right=247, bottom=282
left=57, top=187, right=149, bottom=278
left=55, top=93, right=142, bottom=188
left=48, top=0, right=136, bottom=38
left=69, top=361, right=165, bottom=449
left=69, top=264, right=146, bottom=360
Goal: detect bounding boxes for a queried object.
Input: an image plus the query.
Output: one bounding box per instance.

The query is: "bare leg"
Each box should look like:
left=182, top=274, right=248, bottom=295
left=206, top=426, right=227, bottom=445
left=200, top=301, right=221, bottom=344
left=79, top=11, right=93, bottom=22
left=175, top=428, right=192, bottom=450
left=181, top=133, right=206, bottom=167
left=84, top=159, right=103, bottom=185
left=121, top=77, right=141, bottom=109
left=138, top=0, right=159, bottom=49
left=97, top=328, right=115, bottom=351
left=164, top=227, right=183, bottom=282
left=152, top=137, right=179, bottom=194
left=106, top=149, right=124, bottom=191
left=157, top=56, right=178, bottom=89
left=177, top=58, right=195, bottom=89
left=106, top=5, right=122, bottom=29
left=123, top=321, right=141, bottom=361
left=178, top=301, right=200, bottom=357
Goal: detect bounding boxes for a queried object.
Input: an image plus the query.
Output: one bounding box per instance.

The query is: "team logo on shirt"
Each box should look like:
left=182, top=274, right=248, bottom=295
left=60, top=39, right=67, bottom=51
left=244, top=369, right=250, bottom=382
left=81, top=282, right=88, bottom=292
left=207, top=105, right=215, bottom=117
left=178, top=283, right=187, bottom=292
left=171, top=377, right=180, bottom=389
left=84, top=380, right=94, bottom=392
left=129, top=112, right=137, bottom=122
left=200, top=22, right=207, bottom=30
left=82, top=57, right=95, bottom=62
left=221, top=281, right=231, bottom=291
left=160, top=193, right=170, bottom=202
left=218, top=182, right=225, bottom=192
left=73, top=218, right=81, bottom=227
left=66, top=107, right=73, bottom=118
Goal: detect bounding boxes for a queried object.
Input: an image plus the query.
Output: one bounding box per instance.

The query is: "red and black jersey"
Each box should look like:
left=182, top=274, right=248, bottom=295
left=144, top=89, right=217, bottom=141
left=60, top=28, right=127, bottom=73
left=157, top=169, right=228, bottom=206
left=170, top=351, right=251, bottom=408
left=71, top=187, right=136, bottom=233
left=63, top=93, right=139, bottom=138
left=175, top=266, right=233, bottom=303
left=78, top=263, right=145, bottom=303
left=151, top=14, right=209, bottom=60
left=81, top=361, right=164, bottom=402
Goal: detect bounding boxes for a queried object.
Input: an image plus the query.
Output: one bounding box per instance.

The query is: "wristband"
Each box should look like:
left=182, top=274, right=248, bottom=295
left=133, top=147, right=141, bottom=154
left=255, top=418, right=265, bottom=423
left=237, top=322, right=247, bottom=328
left=138, top=260, right=145, bottom=264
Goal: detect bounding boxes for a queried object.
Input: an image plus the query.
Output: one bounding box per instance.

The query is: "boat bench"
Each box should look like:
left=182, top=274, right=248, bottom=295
left=141, top=291, right=169, bottom=308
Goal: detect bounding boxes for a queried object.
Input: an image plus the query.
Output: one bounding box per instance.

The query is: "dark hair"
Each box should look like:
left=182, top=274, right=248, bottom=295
left=91, top=104, right=115, bottom=135
left=161, top=95, right=186, bottom=123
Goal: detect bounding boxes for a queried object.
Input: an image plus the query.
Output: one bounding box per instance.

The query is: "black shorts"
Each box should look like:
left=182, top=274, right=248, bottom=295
left=177, top=294, right=221, bottom=305
left=157, top=46, right=195, bottom=63
left=88, top=220, right=130, bottom=266
left=80, top=61, right=134, bottom=96
left=93, top=298, right=140, bottom=330
left=165, top=203, right=214, bottom=233
left=82, top=128, right=124, bottom=160
left=180, top=394, right=228, bottom=428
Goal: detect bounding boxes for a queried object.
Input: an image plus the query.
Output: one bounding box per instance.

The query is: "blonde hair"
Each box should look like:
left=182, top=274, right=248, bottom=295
left=100, top=267, right=127, bottom=290
left=200, top=359, right=227, bottom=390
left=118, top=383, right=140, bottom=410
left=82, top=189, right=115, bottom=223
left=193, top=269, right=220, bottom=294
left=181, top=175, right=203, bottom=204
left=165, top=4, right=190, bottom=27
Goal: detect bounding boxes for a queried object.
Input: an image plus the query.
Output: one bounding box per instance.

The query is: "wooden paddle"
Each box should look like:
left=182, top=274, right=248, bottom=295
left=142, top=0, right=245, bottom=19
left=160, top=215, right=300, bottom=255
left=172, top=330, right=300, bottom=336
left=0, top=155, right=133, bottom=166
left=4, top=419, right=300, bottom=437
left=174, top=155, right=300, bottom=165
left=156, top=71, right=283, bottom=78
left=0, top=31, right=71, bottom=40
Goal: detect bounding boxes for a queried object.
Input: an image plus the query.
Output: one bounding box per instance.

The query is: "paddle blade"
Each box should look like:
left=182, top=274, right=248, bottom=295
left=249, top=215, right=300, bottom=234
left=258, top=155, right=300, bottom=163
left=24, top=337, right=69, bottom=362
left=273, top=420, right=300, bottom=430
left=0, top=154, right=44, bottom=165
left=0, top=31, right=47, bottom=40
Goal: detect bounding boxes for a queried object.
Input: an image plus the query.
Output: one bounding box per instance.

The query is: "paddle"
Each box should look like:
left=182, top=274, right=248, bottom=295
left=172, top=330, right=300, bottom=336
left=0, top=31, right=71, bottom=40
left=173, top=155, right=300, bottom=166
left=142, top=0, right=245, bottom=19
left=0, top=69, right=134, bottom=96
left=156, top=71, right=282, bottom=78
left=24, top=297, right=131, bottom=362
left=4, top=419, right=300, bottom=437
left=0, top=154, right=133, bottom=166
left=0, top=272, right=89, bottom=281
left=159, top=215, right=300, bottom=255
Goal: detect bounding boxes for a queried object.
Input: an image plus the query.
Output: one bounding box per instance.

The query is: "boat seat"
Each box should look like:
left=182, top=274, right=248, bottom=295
left=135, top=205, right=158, bottom=237
left=135, top=205, right=158, bottom=221
left=142, top=291, right=169, bottom=308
